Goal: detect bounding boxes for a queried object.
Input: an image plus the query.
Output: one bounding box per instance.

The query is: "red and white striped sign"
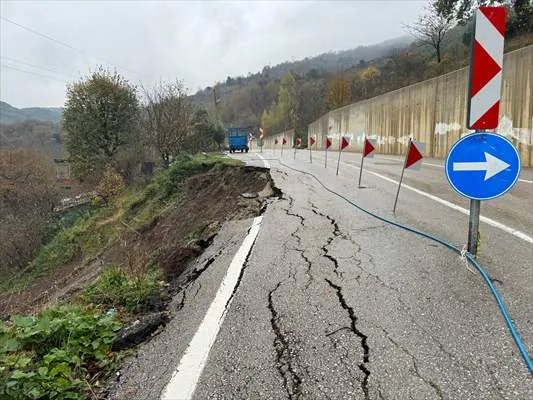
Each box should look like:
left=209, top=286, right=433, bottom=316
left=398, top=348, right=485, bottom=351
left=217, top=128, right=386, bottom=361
left=467, top=6, right=506, bottom=130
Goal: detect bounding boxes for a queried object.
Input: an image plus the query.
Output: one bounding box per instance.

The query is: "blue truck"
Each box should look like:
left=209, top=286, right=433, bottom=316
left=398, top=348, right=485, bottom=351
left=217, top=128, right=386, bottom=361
left=228, top=127, right=250, bottom=153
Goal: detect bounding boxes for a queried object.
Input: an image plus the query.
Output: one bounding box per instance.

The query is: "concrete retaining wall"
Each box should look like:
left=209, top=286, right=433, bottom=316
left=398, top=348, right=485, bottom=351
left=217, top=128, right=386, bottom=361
left=300, top=45, right=532, bottom=166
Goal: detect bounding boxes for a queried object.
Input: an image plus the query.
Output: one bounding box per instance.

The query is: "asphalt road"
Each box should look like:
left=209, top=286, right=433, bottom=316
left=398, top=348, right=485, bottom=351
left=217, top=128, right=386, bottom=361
left=110, top=149, right=532, bottom=399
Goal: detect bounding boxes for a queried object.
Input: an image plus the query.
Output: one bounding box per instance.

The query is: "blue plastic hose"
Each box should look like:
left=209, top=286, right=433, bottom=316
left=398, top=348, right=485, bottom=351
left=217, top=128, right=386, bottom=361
left=276, top=159, right=533, bottom=375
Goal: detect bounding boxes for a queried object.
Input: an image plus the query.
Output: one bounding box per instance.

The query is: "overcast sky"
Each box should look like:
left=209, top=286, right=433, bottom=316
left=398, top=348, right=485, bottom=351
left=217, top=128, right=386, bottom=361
left=1, top=0, right=426, bottom=108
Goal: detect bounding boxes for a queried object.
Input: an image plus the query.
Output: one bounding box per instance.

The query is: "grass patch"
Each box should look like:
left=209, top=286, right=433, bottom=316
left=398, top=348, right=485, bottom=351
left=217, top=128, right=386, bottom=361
left=124, top=154, right=238, bottom=230
left=0, top=306, right=121, bottom=399
left=80, top=266, right=163, bottom=314
left=1, top=207, right=120, bottom=293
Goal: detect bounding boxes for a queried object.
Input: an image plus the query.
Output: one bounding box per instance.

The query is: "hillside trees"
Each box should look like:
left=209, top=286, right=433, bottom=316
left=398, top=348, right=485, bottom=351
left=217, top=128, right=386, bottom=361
left=434, top=1, right=507, bottom=25
left=260, top=72, right=300, bottom=135
left=63, top=68, right=140, bottom=182
left=324, top=75, right=352, bottom=110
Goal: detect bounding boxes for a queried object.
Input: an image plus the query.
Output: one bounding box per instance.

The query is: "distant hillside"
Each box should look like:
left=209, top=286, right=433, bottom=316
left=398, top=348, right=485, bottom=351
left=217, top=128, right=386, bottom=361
left=0, top=101, right=63, bottom=125
left=190, top=36, right=413, bottom=112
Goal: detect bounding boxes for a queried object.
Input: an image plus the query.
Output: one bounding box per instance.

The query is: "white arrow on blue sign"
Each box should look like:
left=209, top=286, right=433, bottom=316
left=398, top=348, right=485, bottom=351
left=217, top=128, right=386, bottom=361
left=445, top=132, right=520, bottom=200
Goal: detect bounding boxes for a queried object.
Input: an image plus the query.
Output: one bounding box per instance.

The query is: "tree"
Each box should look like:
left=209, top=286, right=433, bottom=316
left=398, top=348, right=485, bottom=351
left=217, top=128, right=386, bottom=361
left=277, top=72, right=300, bottom=131
left=63, top=68, right=139, bottom=182
left=325, top=75, right=352, bottom=110
left=142, top=80, right=192, bottom=166
left=405, top=3, right=455, bottom=63
left=508, top=0, right=533, bottom=37
left=184, top=109, right=226, bottom=153
left=434, top=0, right=506, bottom=26
left=259, top=72, right=300, bottom=135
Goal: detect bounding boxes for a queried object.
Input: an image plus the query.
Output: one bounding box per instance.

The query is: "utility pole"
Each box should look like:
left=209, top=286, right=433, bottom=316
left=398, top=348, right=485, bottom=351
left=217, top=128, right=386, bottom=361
left=213, top=85, right=221, bottom=121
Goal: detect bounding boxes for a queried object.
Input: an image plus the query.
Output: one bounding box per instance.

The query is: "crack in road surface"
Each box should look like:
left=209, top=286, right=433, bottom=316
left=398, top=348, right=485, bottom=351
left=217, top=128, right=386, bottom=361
left=283, top=195, right=305, bottom=246
left=325, top=279, right=371, bottom=400
left=268, top=281, right=303, bottom=399
left=382, top=328, right=445, bottom=400
left=174, top=250, right=222, bottom=312
left=309, top=206, right=456, bottom=365
left=310, top=204, right=345, bottom=278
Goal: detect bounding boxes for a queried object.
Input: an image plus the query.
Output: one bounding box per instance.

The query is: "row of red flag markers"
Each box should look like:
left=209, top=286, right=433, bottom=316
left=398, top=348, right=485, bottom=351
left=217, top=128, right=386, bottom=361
left=271, top=135, right=424, bottom=213
left=272, top=136, right=424, bottom=170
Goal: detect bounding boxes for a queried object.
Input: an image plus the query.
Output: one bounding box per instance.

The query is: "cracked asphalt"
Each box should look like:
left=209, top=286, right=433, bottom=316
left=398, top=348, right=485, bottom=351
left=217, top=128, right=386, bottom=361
left=110, top=150, right=532, bottom=399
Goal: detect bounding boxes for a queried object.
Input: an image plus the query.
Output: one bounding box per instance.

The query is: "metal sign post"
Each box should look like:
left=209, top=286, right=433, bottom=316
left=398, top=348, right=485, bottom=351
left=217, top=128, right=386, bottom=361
left=325, top=139, right=329, bottom=168
left=463, top=6, right=506, bottom=255
left=358, top=156, right=365, bottom=188
left=336, top=149, right=342, bottom=175
left=468, top=200, right=481, bottom=255
left=393, top=138, right=411, bottom=213
left=309, top=137, right=315, bottom=164
left=358, top=137, right=376, bottom=188
left=393, top=139, right=424, bottom=213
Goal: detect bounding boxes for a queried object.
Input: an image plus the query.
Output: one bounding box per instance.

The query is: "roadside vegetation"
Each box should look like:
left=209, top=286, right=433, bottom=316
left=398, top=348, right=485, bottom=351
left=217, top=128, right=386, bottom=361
left=1, top=60, right=244, bottom=398
left=1, top=306, right=120, bottom=399
left=0, top=149, right=264, bottom=398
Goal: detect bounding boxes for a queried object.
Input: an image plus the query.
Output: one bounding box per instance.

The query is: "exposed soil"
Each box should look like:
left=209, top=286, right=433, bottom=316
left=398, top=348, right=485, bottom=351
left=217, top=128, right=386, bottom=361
left=0, top=164, right=279, bottom=318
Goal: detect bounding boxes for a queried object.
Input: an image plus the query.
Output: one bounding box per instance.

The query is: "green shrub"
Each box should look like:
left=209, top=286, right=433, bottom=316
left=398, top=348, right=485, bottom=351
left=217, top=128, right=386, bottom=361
left=0, top=306, right=120, bottom=399
left=147, top=154, right=230, bottom=201
left=81, top=266, right=163, bottom=313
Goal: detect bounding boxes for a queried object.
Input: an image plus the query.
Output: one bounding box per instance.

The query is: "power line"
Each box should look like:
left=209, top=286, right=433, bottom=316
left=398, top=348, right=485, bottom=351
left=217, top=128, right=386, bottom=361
left=0, top=16, right=140, bottom=76
left=1, top=56, right=78, bottom=79
left=1, top=64, right=68, bottom=83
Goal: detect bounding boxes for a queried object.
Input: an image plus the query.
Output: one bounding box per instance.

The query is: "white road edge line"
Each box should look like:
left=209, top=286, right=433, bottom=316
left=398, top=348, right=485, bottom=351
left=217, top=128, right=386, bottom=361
left=311, top=154, right=533, bottom=244
left=257, top=153, right=270, bottom=169
left=380, top=156, right=532, bottom=183
left=160, top=216, right=263, bottom=400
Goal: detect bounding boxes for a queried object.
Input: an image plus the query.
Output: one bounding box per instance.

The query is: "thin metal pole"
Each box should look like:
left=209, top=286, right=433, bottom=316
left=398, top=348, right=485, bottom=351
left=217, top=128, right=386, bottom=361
left=325, top=145, right=328, bottom=168
left=358, top=154, right=365, bottom=188
left=294, top=143, right=296, bottom=160
left=309, top=141, right=312, bottom=163
left=393, top=138, right=411, bottom=213
left=281, top=140, right=284, bottom=157
left=336, top=141, right=342, bottom=176
left=466, top=128, right=485, bottom=256
left=467, top=200, right=481, bottom=256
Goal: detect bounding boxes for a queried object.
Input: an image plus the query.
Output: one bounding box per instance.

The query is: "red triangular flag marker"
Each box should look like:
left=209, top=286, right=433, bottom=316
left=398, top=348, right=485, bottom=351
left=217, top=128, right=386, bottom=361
left=274, top=139, right=278, bottom=145
left=309, top=137, right=316, bottom=146
left=405, top=141, right=423, bottom=169
left=341, top=137, right=349, bottom=150
left=326, top=138, right=332, bottom=149
left=363, top=138, right=375, bottom=157
left=282, top=138, right=287, bottom=145
left=296, top=137, right=302, bottom=146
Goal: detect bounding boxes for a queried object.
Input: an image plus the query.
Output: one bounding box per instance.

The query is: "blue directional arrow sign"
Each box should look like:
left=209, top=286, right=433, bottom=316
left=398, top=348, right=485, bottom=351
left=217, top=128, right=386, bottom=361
left=445, top=132, right=520, bottom=200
